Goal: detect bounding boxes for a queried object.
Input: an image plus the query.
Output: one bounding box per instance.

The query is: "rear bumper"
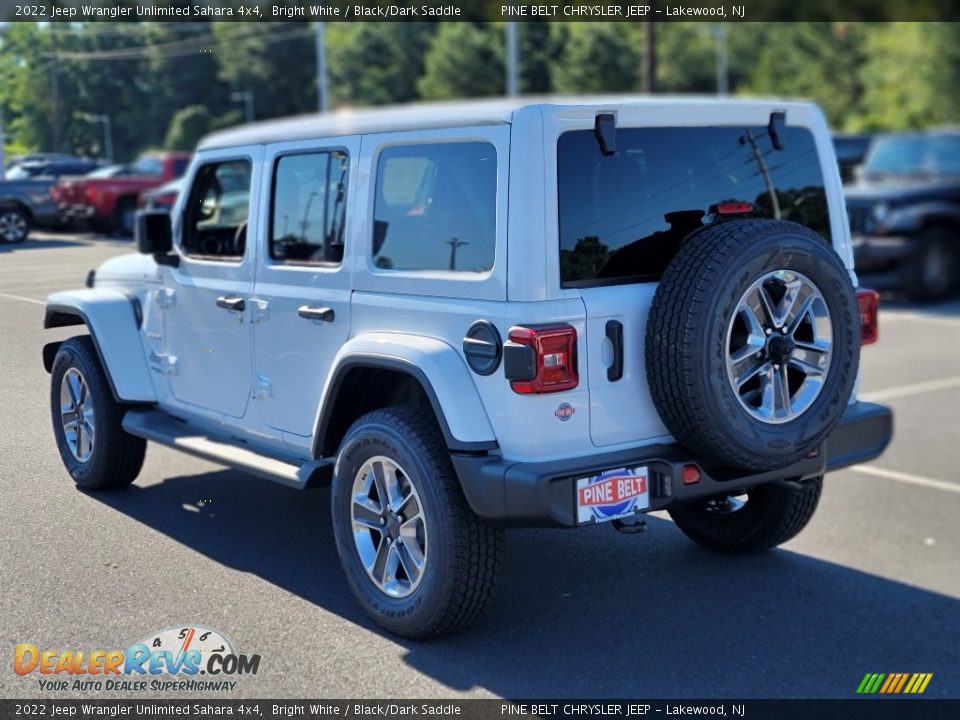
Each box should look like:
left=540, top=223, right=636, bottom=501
left=453, top=401, right=893, bottom=528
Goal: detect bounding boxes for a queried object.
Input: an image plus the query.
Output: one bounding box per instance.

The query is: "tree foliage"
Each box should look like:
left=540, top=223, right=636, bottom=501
left=2, top=21, right=959, bottom=160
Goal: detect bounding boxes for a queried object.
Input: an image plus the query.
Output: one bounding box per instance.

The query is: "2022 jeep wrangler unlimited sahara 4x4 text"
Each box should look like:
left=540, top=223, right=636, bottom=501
left=44, top=98, right=892, bottom=638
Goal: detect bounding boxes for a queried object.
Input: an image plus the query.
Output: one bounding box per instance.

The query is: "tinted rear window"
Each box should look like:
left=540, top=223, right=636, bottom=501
left=558, top=126, right=830, bottom=288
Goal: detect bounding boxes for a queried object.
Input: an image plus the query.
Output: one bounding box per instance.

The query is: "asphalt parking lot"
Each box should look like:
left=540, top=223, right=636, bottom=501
left=1, top=232, right=958, bottom=700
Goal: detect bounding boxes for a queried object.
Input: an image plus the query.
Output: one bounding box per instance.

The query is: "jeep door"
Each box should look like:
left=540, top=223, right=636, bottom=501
left=161, top=146, right=262, bottom=419
left=250, top=138, right=358, bottom=445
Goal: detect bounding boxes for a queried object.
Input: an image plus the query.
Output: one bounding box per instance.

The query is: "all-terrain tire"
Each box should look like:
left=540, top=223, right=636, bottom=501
left=50, top=336, right=146, bottom=490
left=330, top=405, right=503, bottom=639
left=646, top=219, right=859, bottom=471
left=668, top=477, right=823, bottom=553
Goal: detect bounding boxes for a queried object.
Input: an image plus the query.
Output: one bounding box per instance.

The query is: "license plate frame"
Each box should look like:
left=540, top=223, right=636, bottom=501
left=576, top=466, right=650, bottom=525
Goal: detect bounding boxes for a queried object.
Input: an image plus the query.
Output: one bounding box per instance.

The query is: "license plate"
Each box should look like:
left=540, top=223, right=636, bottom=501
left=576, top=466, right=649, bottom=524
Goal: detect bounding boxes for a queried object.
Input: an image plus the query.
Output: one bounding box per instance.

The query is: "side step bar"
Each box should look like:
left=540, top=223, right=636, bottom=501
left=122, top=408, right=331, bottom=489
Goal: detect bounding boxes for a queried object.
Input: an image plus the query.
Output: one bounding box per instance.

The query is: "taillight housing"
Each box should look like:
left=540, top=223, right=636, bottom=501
left=85, top=186, right=98, bottom=204
left=856, top=288, right=879, bottom=345
left=505, top=324, right=579, bottom=394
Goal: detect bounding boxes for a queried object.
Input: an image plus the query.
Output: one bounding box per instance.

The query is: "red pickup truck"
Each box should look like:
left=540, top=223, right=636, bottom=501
left=54, top=151, right=190, bottom=235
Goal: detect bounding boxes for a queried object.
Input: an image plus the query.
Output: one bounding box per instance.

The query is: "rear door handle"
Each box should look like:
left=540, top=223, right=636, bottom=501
left=606, top=320, right=624, bottom=382
left=216, top=296, right=246, bottom=312
left=298, top=305, right=334, bottom=323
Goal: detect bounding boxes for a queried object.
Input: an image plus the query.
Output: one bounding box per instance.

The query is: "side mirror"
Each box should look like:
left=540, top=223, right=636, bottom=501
left=136, top=210, right=178, bottom=266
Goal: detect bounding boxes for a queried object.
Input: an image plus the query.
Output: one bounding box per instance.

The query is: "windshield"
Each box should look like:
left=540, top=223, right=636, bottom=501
left=6, top=165, right=42, bottom=180
left=864, top=134, right=960, bottom=178
left=85, top=164, right=129, bottom=178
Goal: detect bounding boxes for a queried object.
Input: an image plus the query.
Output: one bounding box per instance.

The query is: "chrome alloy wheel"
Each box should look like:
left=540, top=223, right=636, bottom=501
left=350, top=456, right=428, bottom=599
left=726, top=270, right=833, bottom=424
left=60, top=368, right=96, bottom=462
left=0, top=211, right=27, bottom=242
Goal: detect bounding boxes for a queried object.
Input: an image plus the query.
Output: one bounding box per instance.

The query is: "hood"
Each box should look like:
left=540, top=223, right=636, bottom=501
left=96, top=253, right=161, bottom=285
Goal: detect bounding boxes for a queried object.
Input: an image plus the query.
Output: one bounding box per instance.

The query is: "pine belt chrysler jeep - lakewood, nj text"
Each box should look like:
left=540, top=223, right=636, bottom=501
left=43, top=98, right=893, bottom=638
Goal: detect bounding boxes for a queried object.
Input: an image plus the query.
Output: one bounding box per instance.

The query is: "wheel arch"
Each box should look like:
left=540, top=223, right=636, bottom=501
left=0, top=198, right=34, bottom=224
left=312, top=335, right=498, bottom=459
left=43, top=289, right=156, bottom=403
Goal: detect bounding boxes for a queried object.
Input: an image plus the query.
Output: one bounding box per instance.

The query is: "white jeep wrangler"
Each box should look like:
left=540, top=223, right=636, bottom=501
left=44, top=98, right=892, bottom=638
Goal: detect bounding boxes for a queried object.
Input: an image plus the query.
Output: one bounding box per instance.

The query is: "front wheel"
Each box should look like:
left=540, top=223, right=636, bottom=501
left=331, top=406, right=503, bottom=638
left=667, top=477, right=823, bottom=553
left=50, top=336, right=146, bottom=490
left=0, top=207, right=30, bottom=243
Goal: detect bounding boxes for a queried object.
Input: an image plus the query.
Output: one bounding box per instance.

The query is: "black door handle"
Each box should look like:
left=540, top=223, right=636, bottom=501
left=216, top=296, right=246, bottom=312
left=606, top=320, right=624, bottom=382
left=298, top=305, right=334, bottom=323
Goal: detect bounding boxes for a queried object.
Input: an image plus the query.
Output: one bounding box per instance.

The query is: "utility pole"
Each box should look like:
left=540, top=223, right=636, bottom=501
left=710, top=24, right=729, bottom=96
left=505, top=23, right=519, bottom=97
left=231, top=91, right=255, bottom=123
left=315, top=22, right=329, bottom=112
left=642, top=21, right=656, bottom=94
left=742, top=129, right=780, bottom=219
left=445, top=237, right=469, bottom=271
left=50, top=21, right=61, bottom=152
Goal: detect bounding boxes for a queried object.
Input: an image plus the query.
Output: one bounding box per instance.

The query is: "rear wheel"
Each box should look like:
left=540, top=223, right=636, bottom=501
left=646, top=219, right=859, bottom=471
left=668, top=477, right=823, bottom=553
left=0, top=207, right=30, bottom=243
left=50, top=336, right=146, bottom=490
left=331, top=406, right=503, bottom=638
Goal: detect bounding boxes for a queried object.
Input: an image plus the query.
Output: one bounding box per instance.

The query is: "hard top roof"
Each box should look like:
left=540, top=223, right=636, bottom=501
left=198, top=95, right=816, bottom=150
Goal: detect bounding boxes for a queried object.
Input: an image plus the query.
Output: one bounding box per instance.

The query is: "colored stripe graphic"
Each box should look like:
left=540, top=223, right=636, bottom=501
left=857, top=672, right=933, bottom=694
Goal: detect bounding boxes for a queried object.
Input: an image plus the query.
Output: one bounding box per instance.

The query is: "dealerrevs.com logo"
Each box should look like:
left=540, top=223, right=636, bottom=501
left=13, top=625, right=260, bottom=692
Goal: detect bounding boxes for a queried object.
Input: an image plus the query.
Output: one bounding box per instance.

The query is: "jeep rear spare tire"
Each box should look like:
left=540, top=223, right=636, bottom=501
left=646, top=219, right=859, bottom=471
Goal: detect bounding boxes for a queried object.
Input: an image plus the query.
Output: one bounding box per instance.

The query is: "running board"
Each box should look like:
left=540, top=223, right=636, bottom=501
left=122, top=408, right=331, bottom=489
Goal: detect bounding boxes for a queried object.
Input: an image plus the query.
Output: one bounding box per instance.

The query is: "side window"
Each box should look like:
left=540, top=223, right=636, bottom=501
left=270, top=150, right=349, bottom=265
left=182, top=159, right=252, bottom=261
left=132, top=157, right=164, bottom=176
left=372, top=142, right=496, bottom=273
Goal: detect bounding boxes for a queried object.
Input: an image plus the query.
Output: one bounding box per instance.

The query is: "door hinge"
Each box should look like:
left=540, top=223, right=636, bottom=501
left=249, top=298, right=269, bottom=324
left=154, top=288, right=175, bottom=309
left=149, top=351, right=178, bottom=376
left=254, top=376, right=272, bottom=400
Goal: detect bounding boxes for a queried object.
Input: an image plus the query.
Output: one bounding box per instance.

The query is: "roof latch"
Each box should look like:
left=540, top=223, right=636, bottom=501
left=595, top=113, right=617, bottom=156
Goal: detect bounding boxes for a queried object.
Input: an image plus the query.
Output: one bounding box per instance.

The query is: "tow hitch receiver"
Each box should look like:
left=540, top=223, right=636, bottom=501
left=612, top=517, right=647, bottom=534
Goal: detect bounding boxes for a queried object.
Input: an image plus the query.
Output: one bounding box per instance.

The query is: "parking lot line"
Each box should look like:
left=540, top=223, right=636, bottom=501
left=0, top=291, right=44, bottom=305
left=849, top=464, right=959, bottom=495
left=861, top=374, right=960, bottom=402
left=881, top=310, right=960, bottom=328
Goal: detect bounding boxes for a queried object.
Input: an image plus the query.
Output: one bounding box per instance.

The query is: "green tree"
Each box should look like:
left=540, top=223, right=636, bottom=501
left=328, top=23, right=437, bottom=107
left=165, top=105, right=213, bottom=150
left=418, top=23, right=505, bottom=100
left=212, top=21, right=317, bottom=120
left=746, top=23, right=871, bottom=130
left=551, top=24, right=640, bottom=94
left=856, top=23, right=960, bottom=130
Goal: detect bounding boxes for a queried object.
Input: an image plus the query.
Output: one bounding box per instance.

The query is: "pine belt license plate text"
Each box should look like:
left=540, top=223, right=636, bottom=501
left=576, top=466, right=649, bottom=524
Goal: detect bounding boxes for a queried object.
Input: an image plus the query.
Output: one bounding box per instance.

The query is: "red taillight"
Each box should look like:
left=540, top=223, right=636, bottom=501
left=856, top=288, right=879, bottom=345
left=85, top=186, right=98, bottom=204
left=507, top=324, right=578, bottom=394
left=716, top=201, right=754, bottom=215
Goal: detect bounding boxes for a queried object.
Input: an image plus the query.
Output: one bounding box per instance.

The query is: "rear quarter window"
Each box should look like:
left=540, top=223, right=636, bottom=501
left=558, top=125, right=831, bottom=288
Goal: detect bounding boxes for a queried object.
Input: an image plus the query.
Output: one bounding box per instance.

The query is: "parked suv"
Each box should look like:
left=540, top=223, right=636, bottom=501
left=43, top=98, right=892, bottom=638
left=846, top=129, right=960, bottom=300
